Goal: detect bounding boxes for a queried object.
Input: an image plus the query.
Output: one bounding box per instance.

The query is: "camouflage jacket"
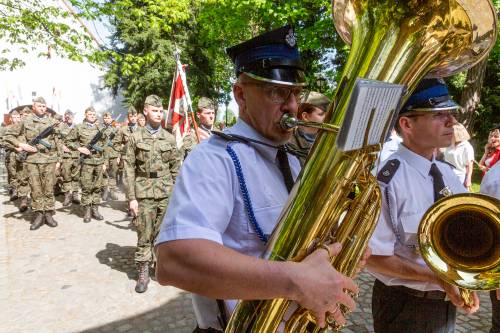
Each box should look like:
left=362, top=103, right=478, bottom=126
left=102, top=125, right=120, bottom=159
left=66, top=121, right=108, bottom=165
left=59, top=123, right=80, bottom=159
left=124, top=126, right=181, bottom=200
left=287, top=129, right=314, bottom=167
left=4, top=115, right=62, bottom=164
left=113, top=124, right=138, bottom=156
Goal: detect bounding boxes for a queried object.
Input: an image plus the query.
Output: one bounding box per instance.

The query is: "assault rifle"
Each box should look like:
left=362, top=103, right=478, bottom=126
left=79, top=127, right=104, bottom=164
left=17, top=122, right=60, bottom=162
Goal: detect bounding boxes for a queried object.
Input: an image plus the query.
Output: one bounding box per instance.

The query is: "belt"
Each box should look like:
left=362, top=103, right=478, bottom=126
left=389, top=284, right=447, bottom=300
left=136, top=170, right=168, bottom=178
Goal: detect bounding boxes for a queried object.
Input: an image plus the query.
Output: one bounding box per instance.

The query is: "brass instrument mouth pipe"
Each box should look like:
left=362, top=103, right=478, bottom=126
left=280, top=114, right=340, bottom=133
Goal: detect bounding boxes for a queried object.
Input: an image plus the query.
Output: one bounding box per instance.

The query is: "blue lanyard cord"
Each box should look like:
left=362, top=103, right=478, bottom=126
left=226, top=144, right=268, bottom=244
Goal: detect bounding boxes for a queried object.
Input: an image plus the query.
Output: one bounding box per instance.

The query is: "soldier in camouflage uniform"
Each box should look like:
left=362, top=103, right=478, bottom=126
left=4, top=110, right=21, bottom=201
left=59, top=110, right=81, bottom=206
left=114, top=106, right=139, bottom=217
left=124, top=95, right=181, bottom=293
left=5, top=97, right=62, bottom=230
left=15, top=107, right=33, bottom=210
left=102, top=112, right=120, bottom=201
left=66, top=107, right=108, bottom=223
left=287, top=91, right=329, bottom=167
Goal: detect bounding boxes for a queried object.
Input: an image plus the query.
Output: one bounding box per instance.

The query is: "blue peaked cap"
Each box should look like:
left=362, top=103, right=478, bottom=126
left=226, top=26, right=306, bottom=86
left=401, top=78, right=460, bottom=114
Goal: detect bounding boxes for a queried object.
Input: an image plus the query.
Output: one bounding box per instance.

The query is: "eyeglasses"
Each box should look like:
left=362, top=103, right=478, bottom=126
left=404, top=110, right=459, bottom=122
left=242, top=82, right=304, bottom=105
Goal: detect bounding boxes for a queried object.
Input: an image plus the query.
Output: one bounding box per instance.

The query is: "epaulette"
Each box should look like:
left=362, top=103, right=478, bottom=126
left=377, top=159, right=400, bottom=184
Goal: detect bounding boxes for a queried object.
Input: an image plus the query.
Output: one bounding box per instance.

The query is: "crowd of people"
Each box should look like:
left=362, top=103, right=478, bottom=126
left=0, top=25, right=499, bottom=333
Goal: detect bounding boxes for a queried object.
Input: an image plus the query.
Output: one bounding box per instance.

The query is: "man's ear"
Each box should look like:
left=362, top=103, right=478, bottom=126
left=233, top=83, right=246, bottom=110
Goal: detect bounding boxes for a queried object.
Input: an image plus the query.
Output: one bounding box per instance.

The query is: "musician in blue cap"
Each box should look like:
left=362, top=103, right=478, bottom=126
left=155, top=26, right=361, bottom=332
left=367, top=78, right=480, bottom=333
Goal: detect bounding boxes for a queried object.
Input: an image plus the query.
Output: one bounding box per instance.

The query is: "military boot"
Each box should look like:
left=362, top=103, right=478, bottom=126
left=19, top=196, right=28, bottom=212
left=101, top=187, right=110, bottom=201
left=63, top=192, right=72, bottom=207
left=72, top=191, right=81, bottom=204
left=91, top=205, right=104, bottom=220
left=109, top=190, right=118, bottom=201
left=9, top=188, right=18, bottom=201
left=83, top=206, right=92, bottom=223
left=44, top=211, right=58, bottom=227
left=135, top=262, right=150, bottom=293
left=30, top=212, right=45, bottom=230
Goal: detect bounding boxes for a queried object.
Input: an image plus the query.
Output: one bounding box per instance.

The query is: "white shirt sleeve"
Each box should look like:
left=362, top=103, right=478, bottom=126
left=464, top=141, right=474, bottom=163
left=155, top=147, right=236, bottom=246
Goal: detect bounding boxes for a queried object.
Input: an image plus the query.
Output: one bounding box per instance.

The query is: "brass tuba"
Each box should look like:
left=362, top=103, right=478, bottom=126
left=225, top=0, right=497, bottom=332
left=419, top=194, right=500, bottom=299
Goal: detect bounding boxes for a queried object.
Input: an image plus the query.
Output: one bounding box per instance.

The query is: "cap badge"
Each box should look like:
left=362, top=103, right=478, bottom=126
left=285, top=29, right=296, bottom=48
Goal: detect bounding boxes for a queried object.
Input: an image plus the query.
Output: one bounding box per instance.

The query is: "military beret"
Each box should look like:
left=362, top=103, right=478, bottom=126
left=197, top=97, right=215, bottom=111
left=400, top=78, right=459, bottom=114
left=128, top=106, right=138, bottom=115
left=144, top=95, right=163, bottom=108
left=32, top=96, right=46, bottom=104
left=226, top=25, right=306, bottom=87
left=85, top=106, right=96, bottom=113
left=302, top=91, right=330, bottom=112
left=64, top=110, right=74, bottom=116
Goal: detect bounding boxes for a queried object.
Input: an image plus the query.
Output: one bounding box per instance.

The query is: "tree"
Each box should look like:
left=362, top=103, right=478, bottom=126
left=0, top=0, right=98, bottom=70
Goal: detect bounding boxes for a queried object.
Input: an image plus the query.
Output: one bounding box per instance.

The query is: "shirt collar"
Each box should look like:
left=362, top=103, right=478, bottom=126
left=84, top=120, right=95, bottom=128
left=226, top=118, right=281, bottom=163
left=397, top=144, right=436, bottom=178
left=146, top=123, right=160, bottom=135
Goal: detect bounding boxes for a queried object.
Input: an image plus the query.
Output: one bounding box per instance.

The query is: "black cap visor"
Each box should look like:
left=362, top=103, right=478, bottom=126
left=243, top=68, right=307, bottom=87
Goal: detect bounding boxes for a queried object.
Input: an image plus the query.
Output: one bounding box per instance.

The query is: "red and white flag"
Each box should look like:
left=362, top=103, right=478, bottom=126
left=168, top=62, right=192, bottom=149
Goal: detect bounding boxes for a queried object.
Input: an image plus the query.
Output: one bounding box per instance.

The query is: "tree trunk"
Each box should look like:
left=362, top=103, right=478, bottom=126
left=458, top=58, right=488, bottom=134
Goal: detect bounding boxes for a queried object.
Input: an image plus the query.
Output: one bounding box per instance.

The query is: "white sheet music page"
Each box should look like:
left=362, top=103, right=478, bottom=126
left=336, top=78, right=406, bottom=151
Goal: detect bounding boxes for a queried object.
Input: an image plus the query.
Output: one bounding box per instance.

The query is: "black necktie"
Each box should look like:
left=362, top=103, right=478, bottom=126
left=277, top=146, right=294, bottom=193
left=429, top=163, right=446, bottom=202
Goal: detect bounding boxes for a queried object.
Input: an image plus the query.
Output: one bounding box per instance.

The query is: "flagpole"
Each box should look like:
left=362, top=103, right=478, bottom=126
left=175, top=50, right=201, bottom=144
left=165, top=61, right=177, bottom=127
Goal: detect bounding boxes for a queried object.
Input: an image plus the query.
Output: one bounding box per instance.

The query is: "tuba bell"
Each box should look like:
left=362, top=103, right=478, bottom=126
left=225, top=0, right=498, bottom=332
left=419, top=193, right=500, bottom=297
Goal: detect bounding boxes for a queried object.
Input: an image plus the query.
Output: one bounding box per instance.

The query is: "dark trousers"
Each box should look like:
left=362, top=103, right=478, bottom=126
left=372, top=279, right=456, bottom=333
left=492, top=290, right=500, bottom=333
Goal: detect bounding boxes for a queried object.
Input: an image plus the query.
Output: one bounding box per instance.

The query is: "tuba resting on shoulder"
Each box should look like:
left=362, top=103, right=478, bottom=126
left=225, top=0, right=498, bottom=332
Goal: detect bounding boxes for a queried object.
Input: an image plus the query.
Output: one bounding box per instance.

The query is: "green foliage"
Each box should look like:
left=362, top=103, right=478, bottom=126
left=0, top=0, right=95, bottom=70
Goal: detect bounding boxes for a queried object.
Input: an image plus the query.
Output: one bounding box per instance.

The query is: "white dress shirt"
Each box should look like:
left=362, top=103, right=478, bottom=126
left=155, top=118, right=300, bottom=329
left=368, top=144, right=466, bottom=291
left=480, top=161, right=500, bottom=198
left=443, top=140, right=474, bottom=184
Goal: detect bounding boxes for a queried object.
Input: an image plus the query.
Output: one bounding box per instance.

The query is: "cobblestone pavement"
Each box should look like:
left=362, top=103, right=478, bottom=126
left=0, top=162, right=494, bottom=333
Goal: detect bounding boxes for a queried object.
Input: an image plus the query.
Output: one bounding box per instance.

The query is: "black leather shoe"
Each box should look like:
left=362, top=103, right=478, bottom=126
left=30, top=212, right=45, bottom=230
left=91, top=205, right=104, bottom=220
left=135, top=262, right=150, bottom=293
left=44, top=211, right=58, bottom=227
left=83, top=206, right=91, bottom=223
left=72, top=192, right=81, bottom=204
left=9, top=188, right=18, bottom=201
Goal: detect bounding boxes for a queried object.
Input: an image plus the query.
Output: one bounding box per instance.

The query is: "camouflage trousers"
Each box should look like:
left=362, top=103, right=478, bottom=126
left=6, top=151, right=17, bottom=188
left=103, top=157, right=119, bottom=191
left=15, top=159, right=30, bottom=197
left=80, top=163, right=104, bottom=206
left=135, top=197, right=169, bottom=263
left=26, top=162, right=57, bottom=212
left=60, top=157, right=80, bottom=193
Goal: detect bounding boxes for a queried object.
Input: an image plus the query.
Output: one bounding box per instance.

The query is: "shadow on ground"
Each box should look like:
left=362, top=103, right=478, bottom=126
left=95, top=242, right=137, bottom=280
left=80, top=292, right=196, bottom=333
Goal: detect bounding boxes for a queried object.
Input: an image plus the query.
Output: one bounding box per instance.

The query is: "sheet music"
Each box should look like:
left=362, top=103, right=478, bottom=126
left=336, top=78, right=406, bottom=151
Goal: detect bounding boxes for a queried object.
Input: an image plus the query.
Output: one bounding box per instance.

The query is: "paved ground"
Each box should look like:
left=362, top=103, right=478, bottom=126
left=0, top=161, right=494, bottom=333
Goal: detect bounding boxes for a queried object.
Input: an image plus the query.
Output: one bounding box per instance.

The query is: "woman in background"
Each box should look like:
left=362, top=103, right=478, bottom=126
left=443, top=123, right=474, bottom=190
left=479, top=126, right=500, bottom=176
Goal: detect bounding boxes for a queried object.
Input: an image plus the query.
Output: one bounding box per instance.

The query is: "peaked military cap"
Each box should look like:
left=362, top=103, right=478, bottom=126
left=33, top=96, right=46, bottom=104
left=197, top=97, right=215, bottom=110
left=85, top=106, right=96, bottom=113
left=302, top=91, right=330, bottom=112
left=400, top=78, right=460, bottom=114
left=128, top=105, right=138, bottom=115
left=144, top=95, right=163, bottom=108
left=226, top=25, right=306, bottom=87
